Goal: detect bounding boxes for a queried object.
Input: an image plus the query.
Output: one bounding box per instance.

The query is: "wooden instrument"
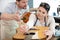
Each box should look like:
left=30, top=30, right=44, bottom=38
left=13, top=26, right=49, bottom=40
left=21, top=12, right=31, bottom=23
left=35, top=26, right=49, bottom=39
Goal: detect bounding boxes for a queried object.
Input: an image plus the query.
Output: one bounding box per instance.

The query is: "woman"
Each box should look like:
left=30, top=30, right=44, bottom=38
left=35, top=2, right=55, bottom=40
left=17, top=2, right=56, bottom=40
left=26, top=2, right=56, bottom=40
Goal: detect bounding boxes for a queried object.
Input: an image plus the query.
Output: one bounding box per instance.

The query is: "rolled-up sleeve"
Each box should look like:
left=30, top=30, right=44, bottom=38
left=26, top=14, right=36, bottom=29
left=49, top=17, right=56, bottom=35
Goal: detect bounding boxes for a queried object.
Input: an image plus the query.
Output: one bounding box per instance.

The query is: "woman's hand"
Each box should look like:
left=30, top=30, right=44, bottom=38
left=44, top=30, right=53, bottom=40
left=19, top=24, right=29, bottom=33
left=20, top=25, right=26, bottom=33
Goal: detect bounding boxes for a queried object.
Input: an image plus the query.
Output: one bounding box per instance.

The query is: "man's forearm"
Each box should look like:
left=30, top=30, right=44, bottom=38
left=1, top=13, right=14, bottom=20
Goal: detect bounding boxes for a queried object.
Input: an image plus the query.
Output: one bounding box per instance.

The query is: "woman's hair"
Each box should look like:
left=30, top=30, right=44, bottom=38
left=39, top=2, right=50, bottom=12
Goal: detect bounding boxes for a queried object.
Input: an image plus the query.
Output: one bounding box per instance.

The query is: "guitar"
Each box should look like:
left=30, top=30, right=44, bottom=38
left=13, top=26, right=49, bottom=40
left=21, top=12, right=31, bottom=23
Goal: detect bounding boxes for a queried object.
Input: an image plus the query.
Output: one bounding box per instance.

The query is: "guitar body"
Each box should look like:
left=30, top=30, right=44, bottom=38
left=13, top=26, right=49, bottom=40
left=22, top=12, right=31, bottom=23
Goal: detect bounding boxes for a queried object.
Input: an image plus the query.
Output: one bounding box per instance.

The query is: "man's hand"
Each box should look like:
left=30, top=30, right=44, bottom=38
left=1, top=11, right=20, bottom=21
left=11, top=11, right=20, bottom=21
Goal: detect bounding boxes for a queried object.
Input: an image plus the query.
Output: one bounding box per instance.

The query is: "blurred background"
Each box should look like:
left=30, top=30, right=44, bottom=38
left=0, top=0, right=60, bottom=16
left=0, top=0, right=60, bottom=40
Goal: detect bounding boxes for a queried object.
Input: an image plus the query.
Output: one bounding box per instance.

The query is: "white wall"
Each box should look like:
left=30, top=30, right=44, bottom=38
left=0, top=0, right=15, bottom=12
left=0, top=0, right=60, bottom=16
left=33, top=0, right=60, bottom=16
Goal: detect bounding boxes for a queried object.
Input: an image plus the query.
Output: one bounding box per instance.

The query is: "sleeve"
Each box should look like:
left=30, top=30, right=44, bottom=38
left=26, top=14, right=36, bottom=29
left=49, top=17, right=56, bottom=35
left=26, top=5, right=29, bottom=12
left=3, top=3, right=13, bottom=14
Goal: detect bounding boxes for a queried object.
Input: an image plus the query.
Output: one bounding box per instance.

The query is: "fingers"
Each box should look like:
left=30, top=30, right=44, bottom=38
left=20, top=27, right=25, bottom=33
left=44, top=30, right=53, bottom=35
left=44, top=30, right=49, bottom=35
left=15, top=10, right=20, bottom=14
left=44, top=30, right=53, bottom=40
left=13, top=16, right=20, bottom=21
left=20, top=27, right=26, bottom=33
left=12, top=11, right=21, bottom=21
left=46, top=35, right=52, bottom=40
left=19, top=25, right=29, bottom=33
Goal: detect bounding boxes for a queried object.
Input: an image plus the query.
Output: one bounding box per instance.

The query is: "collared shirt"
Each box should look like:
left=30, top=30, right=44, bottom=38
left=4, top=2, right=29, bottom=15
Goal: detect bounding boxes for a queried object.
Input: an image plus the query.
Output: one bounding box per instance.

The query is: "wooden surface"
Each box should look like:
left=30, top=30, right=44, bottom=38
left=13, top=26, right=49, bottom=40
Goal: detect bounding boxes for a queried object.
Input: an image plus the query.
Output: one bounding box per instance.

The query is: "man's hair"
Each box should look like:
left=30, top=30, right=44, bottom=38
left=39, top=2, right=50, bottom=12
left=16, top=0, right=21, bottom=2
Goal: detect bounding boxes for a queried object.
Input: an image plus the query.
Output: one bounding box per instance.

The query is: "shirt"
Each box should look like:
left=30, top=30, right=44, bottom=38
left=27, top=14, right=56, bottom=39
left=4, top=2, right=29, bottom=15
left=1, top=2, right=29, bottom=40
left=35, top=16, right=55, bottom=34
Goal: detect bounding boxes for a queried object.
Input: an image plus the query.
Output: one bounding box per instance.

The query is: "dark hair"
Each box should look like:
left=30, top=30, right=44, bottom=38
left=0, top=12, right=1, bottom=16
left=39, top=2, right=50, bottom=12
left=16, top=0, right=21, bottom=2
left=57, top=38, right=60, bottom=40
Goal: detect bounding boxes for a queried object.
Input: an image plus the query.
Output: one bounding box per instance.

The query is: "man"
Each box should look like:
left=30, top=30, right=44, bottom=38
left=3, top=0, right=29, bottom=21
left=1, top=0, right=29, bottom=40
